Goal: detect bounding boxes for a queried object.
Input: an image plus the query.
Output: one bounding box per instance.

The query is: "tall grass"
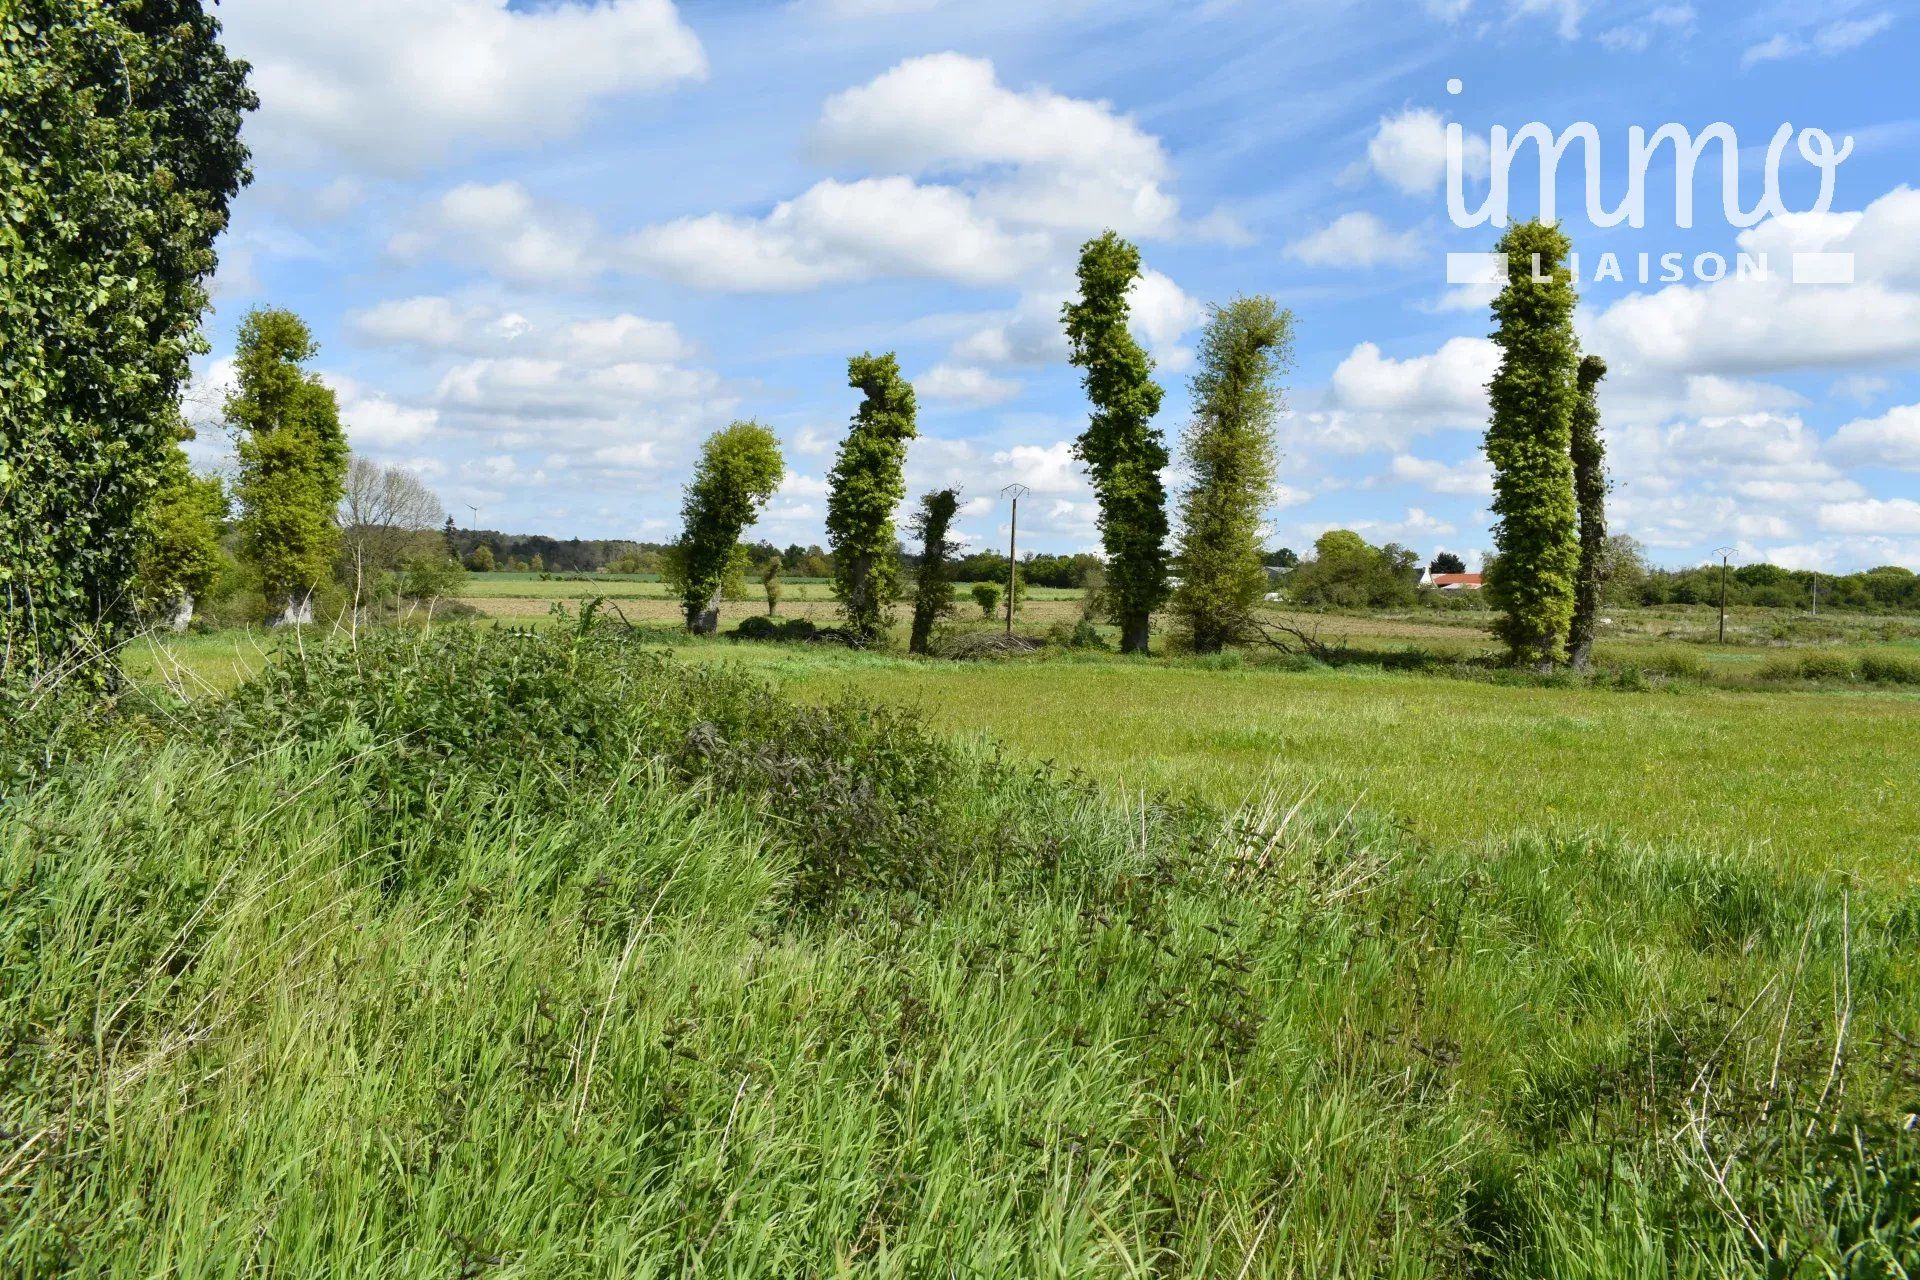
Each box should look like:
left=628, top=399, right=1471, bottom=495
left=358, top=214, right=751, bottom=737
left=3, top=627, right=1916, bottom=1275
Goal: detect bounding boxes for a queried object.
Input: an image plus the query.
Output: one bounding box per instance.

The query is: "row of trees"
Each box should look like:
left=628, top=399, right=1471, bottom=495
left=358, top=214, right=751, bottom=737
left=666, top=234, right=1297, bottom=655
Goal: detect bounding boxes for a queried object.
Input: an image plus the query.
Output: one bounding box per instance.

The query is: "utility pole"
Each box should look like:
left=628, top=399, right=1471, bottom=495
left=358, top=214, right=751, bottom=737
left=1001, top=484, right=1028, bottom=636
left=1714, top=546, right=1734, bottom=644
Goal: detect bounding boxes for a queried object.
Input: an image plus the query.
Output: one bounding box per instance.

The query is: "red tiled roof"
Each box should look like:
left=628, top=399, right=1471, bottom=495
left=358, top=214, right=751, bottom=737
left=1429, top=573, right=1484, bottom=587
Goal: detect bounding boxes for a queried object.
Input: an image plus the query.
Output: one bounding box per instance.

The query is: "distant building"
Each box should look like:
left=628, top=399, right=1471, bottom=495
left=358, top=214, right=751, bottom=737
left=1419, top=570, right=1485, bottom=591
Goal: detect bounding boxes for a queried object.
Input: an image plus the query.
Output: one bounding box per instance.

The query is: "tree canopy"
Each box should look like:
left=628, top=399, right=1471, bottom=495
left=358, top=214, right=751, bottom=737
left=0, top=0, right=253, bottom=675
left=827, top=353, right=918, bottom=643
left=1065, top=232, right=1169, bottom=654
left=227, top=309, right=350, bottom=626
left=675, top=422, right=784, bottom=632
left=1483, top=221, right=1581, bottom=668
left=1171, top=297, right=1294, bottom=654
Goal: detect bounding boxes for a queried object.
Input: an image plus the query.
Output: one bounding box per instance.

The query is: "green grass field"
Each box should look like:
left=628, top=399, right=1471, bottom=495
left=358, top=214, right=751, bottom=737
left=10, top=626, right=1919, bottom=1276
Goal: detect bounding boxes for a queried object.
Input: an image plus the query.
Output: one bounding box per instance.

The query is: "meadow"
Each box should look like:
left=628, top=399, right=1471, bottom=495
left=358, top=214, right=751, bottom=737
left=8, top=623, right=1920, bottom=1277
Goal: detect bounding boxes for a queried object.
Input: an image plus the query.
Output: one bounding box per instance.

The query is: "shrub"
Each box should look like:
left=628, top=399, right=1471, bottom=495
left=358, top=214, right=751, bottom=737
left=732, top=615, right=778, bottom=641
left=971, top=581, right=1002, bottom=619
left=1858, top=652, right=1920, bottom=685
left=1045, top=619, right=1110, bottom=651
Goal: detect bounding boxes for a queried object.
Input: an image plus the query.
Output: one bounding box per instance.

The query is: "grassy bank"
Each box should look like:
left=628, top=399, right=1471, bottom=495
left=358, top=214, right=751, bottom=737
left=5, top=626, right=1917, bottom=1276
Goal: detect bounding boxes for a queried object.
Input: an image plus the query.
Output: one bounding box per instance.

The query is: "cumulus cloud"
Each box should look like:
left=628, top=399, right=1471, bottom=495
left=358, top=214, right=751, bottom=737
left=390, top=182, right=605, bottom=286
left=626, top=176, right=1049, bottom=291
left=630, top=54, right=1203, bottom=293
left=951, top=269, right=1204, bottom=371
left=350, top=297, right=691, bottom=365
left=1818, top=497, right=1920, bottom=536
left=1584, top=187, right=1920, bottom=376
left=992, top=441, right=1084, bottom=493
left=223, top=0, right=705, bottom=173
left=1331, top=337, right=1496, bottom=421
left=1365, top=107, right=1488, bottom=195
left=1388, top=453, right=1493, bottom=496
left=1827, top=403, right=1920, bottom=470
left=1285, top=212, right=1422, bottom=268
left=919, top=364, right=1023, bottom=407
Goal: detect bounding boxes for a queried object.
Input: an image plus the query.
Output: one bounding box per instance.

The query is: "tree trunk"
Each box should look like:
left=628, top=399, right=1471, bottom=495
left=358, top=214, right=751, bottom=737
left=1120, top=611, right=1151, bottom=655
left=270, top=591, right=314, bottom=628
left=691, top=592, right=720, bottom=636
left=166, top=593, right=194, bottom=633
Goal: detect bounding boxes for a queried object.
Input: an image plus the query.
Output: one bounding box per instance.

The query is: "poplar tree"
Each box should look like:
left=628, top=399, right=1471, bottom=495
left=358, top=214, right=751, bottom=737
left=908, top=488, right=961, bottom=656
left=1567, top=354, right=1610, bottom=670
left=1483, top=221, right=1580, bottom=669
left=1064, top=232, right=1169, bottom=654
left=1170, top=297, right=1294, bottom=654
left=1, top=0, right=252, bottom=675
left=675, top=422, right=784, bottom=633
left=228, top=309, right=350, bottom=627
left=826, top=353, right=918, bottom=644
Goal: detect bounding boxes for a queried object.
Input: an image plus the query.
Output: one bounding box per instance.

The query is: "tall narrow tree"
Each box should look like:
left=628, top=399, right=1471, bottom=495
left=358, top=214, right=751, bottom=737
left=1170, top=297, right=1294, bottom=654
left=228, top=309, right=350, bottom=627
left=1064, top=232, right=1169, bottom=654
left=0, top=0, right=252, bottom=676
left=133, top=428, right=228, bottom=632
left=674, top=422, right=784, bottom=634
left=827, top=353, right=918, bottom=644
left=1567, top=354, right=1610, bottom=670
left=908, top=489, right=961, bottom=656
left=1483, top=221, right=1580, bottom=669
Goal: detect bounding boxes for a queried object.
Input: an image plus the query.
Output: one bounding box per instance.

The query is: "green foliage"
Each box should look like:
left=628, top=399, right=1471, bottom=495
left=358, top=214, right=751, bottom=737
left=826, top=354, right=917, bottom=643
left=228, top=309, right=349, bottom=623
left=1171, top=297, right=1294, bottom=653
left=8, top=631, right=1920, bottom=1272
left=909, top=489, right=961, bottom=655
left=132, top=436, right=228, bottom=622
left=971, top=580, right=1002, bottom=619
left=761, top=559, right=782, bottom=616
left=676, top=422, right=784, bottom=631
left=1065, top=232, right=1169, bottom=653
left=464, top=544, right=496, bottom=573
left=1568, top=354, right=1610, bottom=667
left=1484, top=221, right=1581, bottom=668
left=397, top=555, right=467, bottom=603
left=0, top=0, right=253, bottom=676
left=1289, top=529, right=1420, bottom=608
left=1430, top=551, right=1468, bottom=575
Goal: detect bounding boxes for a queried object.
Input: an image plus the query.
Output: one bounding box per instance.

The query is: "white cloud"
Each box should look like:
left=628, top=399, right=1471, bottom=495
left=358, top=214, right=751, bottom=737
left=626, top=176, right=1048, bottom=291
left=1366, top=107, right=1487, bottom=195
left=798, top=0, right=941, bottom=15
left=1827, top=403, right=1920, bottom=470
left=1584, top=187, right=1920, bottom=376
left=224, top=0, right=705, bottom=174
left=1818, top=497, right=1920, bottom=536
left=1742, top=12, right=1895, bottom=67
left=992, top=442, right=1084, bottom=493
left=1597, top=4, right=1693, bottom=51
left=340, top=391, right=440, bottom=448
left=350, top=297, right=691, bottom=365
left=919, top=364, right=1023, bottom=406
left=392, top=182, right=604, bottom=286
left=1330, top=337, right=1496, bottom=420
left=1285, top=211, right=1422, bottom=268
left=630, top=54, right=1201, bottom=294
left=1389, top=453, right=1493, bottom=496
left=952, top=268, right=1204, bottom=371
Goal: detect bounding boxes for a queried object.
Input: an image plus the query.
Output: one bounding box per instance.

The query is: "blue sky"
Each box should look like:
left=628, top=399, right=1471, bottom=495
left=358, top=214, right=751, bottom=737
left=192, top=0, right=1920, bottom=570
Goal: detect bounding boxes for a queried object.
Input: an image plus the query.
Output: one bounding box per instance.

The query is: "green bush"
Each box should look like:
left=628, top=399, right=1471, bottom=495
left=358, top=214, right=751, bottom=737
left=1044, top=619, right=1110, bottom=651
left=1859, top=652, right=1920, bottom=685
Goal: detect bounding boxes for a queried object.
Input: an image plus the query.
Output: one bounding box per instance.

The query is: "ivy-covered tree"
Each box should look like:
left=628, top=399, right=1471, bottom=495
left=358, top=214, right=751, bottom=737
left=0, top=0, right=253, bottom=677
left=133, top=428, right=228, bottom=631
left=827, top=353, right=918, bottom=644
left=1170, top=297, right=1294, bottom=654
left=762, top=559, right=783, bottom=617
left=908, top=489, right=961, bottom=655
left=1483, top=221, right=1580, bottom=669
left=1064, top=232, right=1168, bottom=654
left=227, top=310, right=350, bottom=627
left=1567, top=354, right=1610, bottom=670
left=675, top=421, right=784, bottom=633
